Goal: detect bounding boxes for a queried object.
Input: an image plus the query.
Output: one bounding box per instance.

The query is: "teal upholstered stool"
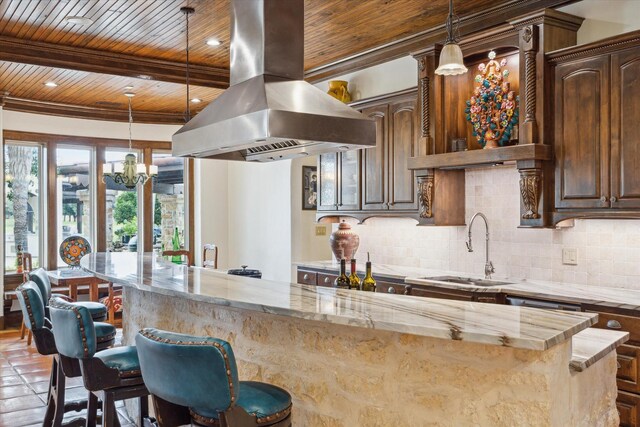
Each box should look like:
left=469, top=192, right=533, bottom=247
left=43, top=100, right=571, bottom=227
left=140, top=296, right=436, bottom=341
left=30, top=268, right=108, bottom=322
left=49, top=297, right=150, bottom=427
left=136, top=328, right=292, bottom=427
left=16, top=282, right=116, bottom=427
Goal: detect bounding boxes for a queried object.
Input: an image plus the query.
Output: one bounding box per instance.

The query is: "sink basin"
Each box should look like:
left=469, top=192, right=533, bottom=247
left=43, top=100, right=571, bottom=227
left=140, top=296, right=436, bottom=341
left=419, top=275, right=513, bottom=287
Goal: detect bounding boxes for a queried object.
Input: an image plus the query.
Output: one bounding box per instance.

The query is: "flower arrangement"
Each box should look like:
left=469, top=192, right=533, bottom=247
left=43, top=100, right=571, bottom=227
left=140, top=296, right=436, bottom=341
left=465, top=51, right=519, bottom=149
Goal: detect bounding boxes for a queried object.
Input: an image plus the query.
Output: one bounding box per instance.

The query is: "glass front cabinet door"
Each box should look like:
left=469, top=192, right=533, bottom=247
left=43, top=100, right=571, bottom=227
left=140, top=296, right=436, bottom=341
left=339, top=150, right=360, bottom=210
left=318, top=153, right=338, bottom=211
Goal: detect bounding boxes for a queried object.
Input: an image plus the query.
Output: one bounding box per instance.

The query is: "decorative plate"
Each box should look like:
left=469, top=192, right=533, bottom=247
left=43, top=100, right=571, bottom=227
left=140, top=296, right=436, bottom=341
left=59, top=236, right=92, bottom=267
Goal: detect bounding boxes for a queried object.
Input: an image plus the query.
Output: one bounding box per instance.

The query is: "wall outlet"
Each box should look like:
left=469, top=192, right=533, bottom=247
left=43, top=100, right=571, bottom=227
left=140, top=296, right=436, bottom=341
left=562, top=248, right=578, bottom=265
left=315, top=225, right=327, bottom=236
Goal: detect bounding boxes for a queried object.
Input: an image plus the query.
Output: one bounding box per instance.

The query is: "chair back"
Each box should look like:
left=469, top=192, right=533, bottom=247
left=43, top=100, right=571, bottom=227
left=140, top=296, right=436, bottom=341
left=136, top=328, right=239, bottom=419
left=162, top=250, right=192, bottom=267
left=16, top=281, right=46, bottom=331
left=203, top=244, right=218, bottom=269
left=21, top=252, right=33, bottom=282
left=49, top=297, right=97, bottom=359
left=29, top=268, right=52, bottom=302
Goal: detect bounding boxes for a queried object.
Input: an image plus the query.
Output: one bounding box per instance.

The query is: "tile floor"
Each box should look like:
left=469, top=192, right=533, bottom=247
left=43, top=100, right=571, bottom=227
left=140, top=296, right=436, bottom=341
left=0, top=329, right=135, bottom=427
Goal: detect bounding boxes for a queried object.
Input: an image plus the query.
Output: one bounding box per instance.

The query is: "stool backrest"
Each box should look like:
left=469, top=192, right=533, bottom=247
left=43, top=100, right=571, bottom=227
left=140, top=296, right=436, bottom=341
left=49, top=297, right=97, bottom=359
left=29, top=268, right=52, bottom=301
left=16, top=281, right=46, bottom=331
left=136, top=328, right=240, bottom=417
left=203, top=244, right=218, bottom=269
left=162, top=250, right=192, bottom=267
left=21, top=252, right=33, bottom=282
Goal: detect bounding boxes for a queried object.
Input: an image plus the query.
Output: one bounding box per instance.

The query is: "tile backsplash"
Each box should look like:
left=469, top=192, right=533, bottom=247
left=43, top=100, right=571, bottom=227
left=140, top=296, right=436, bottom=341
left=348, top=165, right=640, bottom=289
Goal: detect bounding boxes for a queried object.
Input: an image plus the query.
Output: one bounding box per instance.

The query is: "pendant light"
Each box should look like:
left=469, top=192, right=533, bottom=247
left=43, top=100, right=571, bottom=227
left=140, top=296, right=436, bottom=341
left=181, top=6, right=195, bottom=122
left=102, top=93, right=158, bottom=188
left=435, top=0, right=468, bottom=76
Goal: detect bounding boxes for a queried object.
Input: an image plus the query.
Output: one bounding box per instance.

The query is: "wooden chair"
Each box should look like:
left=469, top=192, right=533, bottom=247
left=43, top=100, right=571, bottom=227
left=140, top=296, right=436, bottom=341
left=162, top=250, right=192, bottom=267
left=203, top=244, right=218, bottom=269
left=19, top=252, right=33, bottom=345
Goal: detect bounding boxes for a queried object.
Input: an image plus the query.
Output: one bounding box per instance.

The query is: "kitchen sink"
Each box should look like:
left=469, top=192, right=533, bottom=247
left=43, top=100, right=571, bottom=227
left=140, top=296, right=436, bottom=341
left=419, top=275, right=513, bottom=287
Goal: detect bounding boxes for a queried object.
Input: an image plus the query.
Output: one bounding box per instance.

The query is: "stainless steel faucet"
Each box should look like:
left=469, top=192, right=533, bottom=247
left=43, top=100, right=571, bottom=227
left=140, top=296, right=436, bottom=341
left=466, top=212, right=495, bottom=279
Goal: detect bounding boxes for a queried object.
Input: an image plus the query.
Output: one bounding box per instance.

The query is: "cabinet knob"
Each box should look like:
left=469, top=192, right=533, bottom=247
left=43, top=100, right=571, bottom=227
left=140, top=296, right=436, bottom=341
left=606, top=319, right=622, bottom=329
left=611, top=196, right=618, bottom=203
left=387, top=286, right=396, bottom=294
left=303, top=274, right=309, bottom=280
left=404, top=285, right=412, bottom=295
left=600, top=196, right=608, bottom=203
left=324, top=277, right=331, bottom=284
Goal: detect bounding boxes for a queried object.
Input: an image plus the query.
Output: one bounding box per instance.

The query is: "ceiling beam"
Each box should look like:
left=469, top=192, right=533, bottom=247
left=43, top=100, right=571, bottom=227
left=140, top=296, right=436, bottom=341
left=0, top=35, right=229, bottom=89
left=3, top=96, right=186, bottom=125
left=304, top=0, right=581, bottom=82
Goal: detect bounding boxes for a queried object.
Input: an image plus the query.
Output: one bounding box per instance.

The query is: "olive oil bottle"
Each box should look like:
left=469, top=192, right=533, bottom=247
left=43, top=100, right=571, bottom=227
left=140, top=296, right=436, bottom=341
left=361, top=252, right=377, bottom=292
left=334, top=258, right=350, bottom=289
left=348, top=259, right=361, bottom=290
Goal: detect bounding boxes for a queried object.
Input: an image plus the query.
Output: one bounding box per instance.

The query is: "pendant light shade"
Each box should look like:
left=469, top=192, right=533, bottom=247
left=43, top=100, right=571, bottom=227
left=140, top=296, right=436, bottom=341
left=435, top=43, right=468, bottom=76
left=435, top=0, right=467, bottom=76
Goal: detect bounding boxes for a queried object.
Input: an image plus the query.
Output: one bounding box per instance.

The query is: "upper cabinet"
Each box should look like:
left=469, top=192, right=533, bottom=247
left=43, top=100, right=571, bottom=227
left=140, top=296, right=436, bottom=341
left=318, top=90, right=421, bottom=222
left=550, top=32, right=640, bottom=221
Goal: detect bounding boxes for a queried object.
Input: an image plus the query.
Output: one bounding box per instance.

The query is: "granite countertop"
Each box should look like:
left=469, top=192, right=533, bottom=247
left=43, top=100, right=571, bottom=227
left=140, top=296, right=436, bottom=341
left=295, top=260, right=640, bottom=312
left=82, top=252, right=597, bottom=351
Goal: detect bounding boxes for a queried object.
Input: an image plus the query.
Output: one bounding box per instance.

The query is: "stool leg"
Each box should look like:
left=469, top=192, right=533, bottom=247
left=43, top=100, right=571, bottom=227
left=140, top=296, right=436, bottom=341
left=52, top=359, right=66, bottom=427
left=27, top=330, right=32, bottom=346
left=138, top=395, right=149, bottom=426
left=86, top=392, right=98, bottom=427
left=19, top=321, right=26, bottom=339
left=43, top=357, right=58, bottom=427
left=102, top=392, right=116, bottom=427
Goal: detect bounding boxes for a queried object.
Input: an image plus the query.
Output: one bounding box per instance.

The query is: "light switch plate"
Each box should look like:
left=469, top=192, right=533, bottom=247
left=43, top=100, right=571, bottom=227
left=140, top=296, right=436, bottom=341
left=562, top=248, right=578, bottom=265
left=315, top=225, right=327, bottom=236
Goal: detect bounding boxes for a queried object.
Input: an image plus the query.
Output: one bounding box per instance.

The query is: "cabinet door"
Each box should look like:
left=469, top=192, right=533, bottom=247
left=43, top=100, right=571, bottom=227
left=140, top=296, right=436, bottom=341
left=618, top=390, right=640, bottom=427
left=611, top=49, right=640, bottom=209
left=388, top=98, right=419, bottom=210
left=360, top=104, right=388, bottom=210
left=554, top=57, right=610, bottom=209
left=338, top=150, right=360, bottom=210
left=318, top=153, right=338, bottom=211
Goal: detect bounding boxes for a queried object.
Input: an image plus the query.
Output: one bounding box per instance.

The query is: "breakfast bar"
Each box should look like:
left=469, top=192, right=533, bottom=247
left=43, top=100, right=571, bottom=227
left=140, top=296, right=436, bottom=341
left=82, top=252, right=622, bottom=426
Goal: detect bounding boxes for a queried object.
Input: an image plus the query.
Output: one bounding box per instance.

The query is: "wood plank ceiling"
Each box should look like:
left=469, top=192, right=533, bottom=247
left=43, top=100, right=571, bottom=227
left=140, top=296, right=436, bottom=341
left=0, top=0, right=575, bottom=124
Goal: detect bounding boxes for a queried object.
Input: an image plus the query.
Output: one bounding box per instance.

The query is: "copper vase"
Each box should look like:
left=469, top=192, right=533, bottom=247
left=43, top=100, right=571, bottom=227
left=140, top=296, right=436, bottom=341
left=330, top=222, right=360, bottom=261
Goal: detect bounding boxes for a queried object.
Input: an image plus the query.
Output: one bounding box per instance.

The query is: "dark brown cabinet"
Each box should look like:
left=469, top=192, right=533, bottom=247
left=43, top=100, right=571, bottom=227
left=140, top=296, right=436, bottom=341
left=317, top=89, right=419, bottom=221
left=553, top=43, right=640, bottom=217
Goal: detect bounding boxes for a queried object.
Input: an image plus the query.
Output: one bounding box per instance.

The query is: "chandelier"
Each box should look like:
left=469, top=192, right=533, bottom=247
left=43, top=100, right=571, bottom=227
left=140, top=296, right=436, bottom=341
left=102, top=93, right=157, bottom=189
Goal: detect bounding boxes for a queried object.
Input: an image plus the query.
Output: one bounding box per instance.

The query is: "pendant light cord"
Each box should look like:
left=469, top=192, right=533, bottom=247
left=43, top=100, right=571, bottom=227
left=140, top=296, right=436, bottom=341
left=128, top=95, right=133, bottom=151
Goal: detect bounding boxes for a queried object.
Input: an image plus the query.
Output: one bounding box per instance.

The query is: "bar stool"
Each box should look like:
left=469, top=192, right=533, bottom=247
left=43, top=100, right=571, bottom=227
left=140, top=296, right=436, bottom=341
left=16, top=282, right=116, bottom=427
left=30, top=268, right=108, bottom=322
left=203, top=244, right=218, bottom=269
left=19, top=252, right=34, bottom=345
left=49, top=297, right=150, bottom=427
left=136, top=328, right=292, bottom=427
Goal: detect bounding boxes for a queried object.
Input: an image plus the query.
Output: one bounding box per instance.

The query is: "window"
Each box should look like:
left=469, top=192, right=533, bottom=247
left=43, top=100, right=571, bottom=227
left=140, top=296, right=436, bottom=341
left=104, top=149, right=143, bottom=253
left=152, top=153, right=185, bottom=254
left=4, top=143, right=43, bottom=272
left=56, top=147, right=94, bottom=266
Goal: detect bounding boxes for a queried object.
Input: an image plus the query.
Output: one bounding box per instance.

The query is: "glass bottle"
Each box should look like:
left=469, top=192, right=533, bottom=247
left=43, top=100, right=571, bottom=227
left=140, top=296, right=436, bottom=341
left=171, top=227, right=181, bottom=263
left=349, top=259, right=361, bottom=290
left=361, top=252, right=377, bottom=292
left=334, top=258, right=350, bottom=289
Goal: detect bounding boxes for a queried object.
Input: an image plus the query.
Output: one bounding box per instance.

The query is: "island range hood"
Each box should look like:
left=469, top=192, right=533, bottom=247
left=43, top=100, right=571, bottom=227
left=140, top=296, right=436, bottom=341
left=172, top=0, right=376, bottom=162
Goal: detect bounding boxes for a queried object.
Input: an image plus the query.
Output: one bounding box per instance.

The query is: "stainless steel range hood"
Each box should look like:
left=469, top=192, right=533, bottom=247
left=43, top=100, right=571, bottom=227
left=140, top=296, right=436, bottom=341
left=172, top=0, right=376, bottom=162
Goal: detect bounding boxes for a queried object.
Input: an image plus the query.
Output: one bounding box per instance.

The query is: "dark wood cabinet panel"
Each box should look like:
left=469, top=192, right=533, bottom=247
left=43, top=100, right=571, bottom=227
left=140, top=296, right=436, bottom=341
left=554, top=57, right=610, bottom=209
left=361, top=104, right=388, bottom=210
left=611, top=49, right=640, bottom=209
left=618, top=390, right=640, bottom=427
left=388, top=98, right=418, bottom=210
left=617, top=345, right=640, bottom=394
left=316, top=272, right=337, bottom=288
left=297, top=270, right=317, bottom=286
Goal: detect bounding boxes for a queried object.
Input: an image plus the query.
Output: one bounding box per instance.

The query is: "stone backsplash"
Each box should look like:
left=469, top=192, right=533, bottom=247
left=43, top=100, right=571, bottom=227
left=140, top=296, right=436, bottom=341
left=344, top=165, right=640, bottom=289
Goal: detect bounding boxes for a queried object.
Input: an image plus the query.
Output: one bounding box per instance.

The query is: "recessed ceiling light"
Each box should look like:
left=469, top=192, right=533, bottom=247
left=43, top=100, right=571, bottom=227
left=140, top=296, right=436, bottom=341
left=64, top=16, right=94, bottom=26
left=124, top=85, right=134, bottom=90
left=206, top=38, right=221, bottom=47
left=44, top=81, right=58, bottom=88
left=124, top=92, right=135, bottom=98
left=191, top=98, right=202, bottom=103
